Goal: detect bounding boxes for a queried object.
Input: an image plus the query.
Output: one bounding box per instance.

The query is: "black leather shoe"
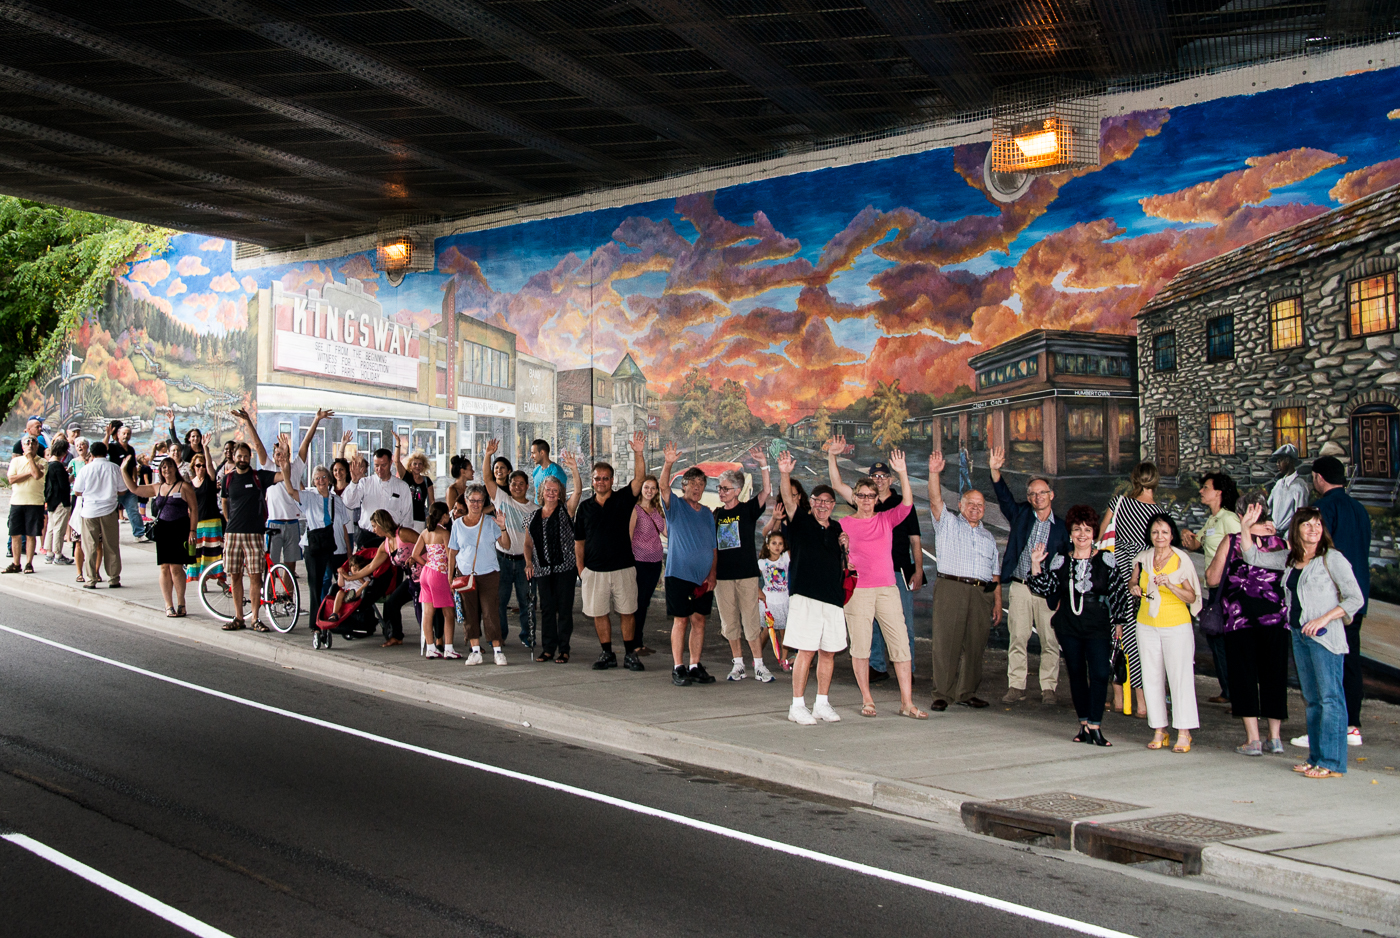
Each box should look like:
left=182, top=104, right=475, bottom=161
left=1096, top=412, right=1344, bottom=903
left=689, top=663, right=716, bottom=684
left=1072, top=725, right=1093, bottom=743
left=1088, top=727, right=1112, bottom=747
left=930, top=699, right=948, bottom=711
left=957, top=697, right=989, bottom=709
left=623, top=652, right=645, bottom=671
left=672, top=665, right=691, bottom=686
left=592, top=650, right=617, bottom=670
left=868, top=668, right=890, bottom=684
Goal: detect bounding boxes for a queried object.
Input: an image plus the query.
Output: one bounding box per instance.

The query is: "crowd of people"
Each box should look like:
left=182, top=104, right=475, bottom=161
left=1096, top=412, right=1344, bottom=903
left=5, top=411, right=1376, bottom=776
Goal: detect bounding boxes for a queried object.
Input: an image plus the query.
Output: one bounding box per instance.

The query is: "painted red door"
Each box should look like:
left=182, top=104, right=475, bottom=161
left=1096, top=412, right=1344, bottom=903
left=1355, top=414, right=1394, bottom=478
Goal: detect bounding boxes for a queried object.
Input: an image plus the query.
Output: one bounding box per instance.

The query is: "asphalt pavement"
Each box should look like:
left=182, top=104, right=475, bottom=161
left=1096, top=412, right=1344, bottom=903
left=0, top=593, right=1372, bottom=938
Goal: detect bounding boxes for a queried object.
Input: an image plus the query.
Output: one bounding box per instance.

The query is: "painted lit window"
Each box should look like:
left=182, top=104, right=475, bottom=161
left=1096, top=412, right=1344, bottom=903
left=1117, top=410, right=1137, bottom=441
left=1270, top=297, right=1303, bottom=350
left=1052, top=353, right=1131, bottom=377
left=1009, top=405, right=1043, bottom=442
left=1349, top=273, right=1398, bottom=336
left=1209, top=413, right=1235, bottom=455
left=1152, top=332, right=1176, bottom=372
left=1206, top=315, right=1234, bottom=362
left=1273, top=407, right=1307, bottom=457
left=977, top=355, right=1038, bottom=390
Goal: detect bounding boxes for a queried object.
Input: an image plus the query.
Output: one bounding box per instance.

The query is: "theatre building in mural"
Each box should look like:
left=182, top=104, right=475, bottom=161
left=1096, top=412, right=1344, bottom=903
left=1138, top=182, right=1400, bottom=501
left=924, top=330, right=1140, bottom=478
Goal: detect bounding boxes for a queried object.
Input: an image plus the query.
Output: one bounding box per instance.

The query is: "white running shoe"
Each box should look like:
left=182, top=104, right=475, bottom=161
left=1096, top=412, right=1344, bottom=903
left=753, top=663, right=775, bottom=683
left=726, top=663, right=747, bottom=681
left=1348, top=727, right=1363, bottom=746
left=787, top=701, right=817, bottom=725
left=494, top=647, right=508, bottom=666
left=812, top=701, right=842, bottom=723
left=465, top=649, right=483, bottom=666
left=1290, top=734, right=1309, bottom=748
left=424, top=646, right=443, bottom=659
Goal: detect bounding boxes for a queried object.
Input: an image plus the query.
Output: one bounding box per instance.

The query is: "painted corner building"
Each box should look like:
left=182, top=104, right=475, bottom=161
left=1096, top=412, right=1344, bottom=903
left=6, top=48, right=1400, bottom=493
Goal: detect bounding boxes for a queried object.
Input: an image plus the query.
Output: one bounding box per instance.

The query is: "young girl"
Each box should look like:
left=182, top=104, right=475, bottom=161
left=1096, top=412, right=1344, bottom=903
left=410, top=502, right=456, bottom=659
left=758, top=531, right=791, bottom=672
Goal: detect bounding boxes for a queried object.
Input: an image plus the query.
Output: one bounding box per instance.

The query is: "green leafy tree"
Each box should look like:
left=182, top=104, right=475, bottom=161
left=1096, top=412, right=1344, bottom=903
left=871, top=378, right=909, bottom=448
left=715, top=378, right=757, bottom=438
left=0, top=197, right=170, bottom=412
left=671, top=369, right=713, bottom=448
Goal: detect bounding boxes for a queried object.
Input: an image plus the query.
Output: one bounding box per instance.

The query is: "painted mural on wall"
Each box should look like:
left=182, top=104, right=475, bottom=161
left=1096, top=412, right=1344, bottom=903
left=5, top=66, right=1400, bottom=476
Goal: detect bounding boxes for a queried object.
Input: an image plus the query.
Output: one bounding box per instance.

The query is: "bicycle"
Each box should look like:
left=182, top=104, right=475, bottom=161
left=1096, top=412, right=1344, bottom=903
left=198, top=527, right=302, bottom=632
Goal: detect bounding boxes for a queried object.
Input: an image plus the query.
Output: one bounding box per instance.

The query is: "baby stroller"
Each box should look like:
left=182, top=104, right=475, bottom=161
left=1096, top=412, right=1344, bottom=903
left=311, top=547, right=400, bottom=649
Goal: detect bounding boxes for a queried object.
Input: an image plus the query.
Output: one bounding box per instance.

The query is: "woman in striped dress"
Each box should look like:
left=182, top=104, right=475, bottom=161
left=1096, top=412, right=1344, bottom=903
left=185, top=454, right=223, bottom=581
left=1099, top=462, right=1161, bottom=718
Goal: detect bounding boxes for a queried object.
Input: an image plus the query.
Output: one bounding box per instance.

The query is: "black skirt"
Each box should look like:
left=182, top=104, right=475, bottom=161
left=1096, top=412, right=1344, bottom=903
left=155, top=518, right=194, bottom=565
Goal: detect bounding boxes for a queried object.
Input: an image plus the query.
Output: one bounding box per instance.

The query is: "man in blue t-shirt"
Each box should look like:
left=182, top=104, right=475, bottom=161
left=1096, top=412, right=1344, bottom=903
left=529, top=438, right=568, bottom=506
left=660, top=442, right=718, bottom=687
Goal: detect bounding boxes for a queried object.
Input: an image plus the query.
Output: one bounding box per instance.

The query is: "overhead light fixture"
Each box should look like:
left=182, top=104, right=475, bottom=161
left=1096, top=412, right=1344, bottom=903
left=991, top=78, right=1099, bottom=177
left=374, top=214, right=438, bottom=284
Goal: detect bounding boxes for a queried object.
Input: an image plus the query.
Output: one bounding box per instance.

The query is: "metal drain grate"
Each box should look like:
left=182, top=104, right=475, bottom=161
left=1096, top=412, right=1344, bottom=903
left=1099, top=813, right=1275, bottom=843
left=991, top=792, right=1142, bottom=819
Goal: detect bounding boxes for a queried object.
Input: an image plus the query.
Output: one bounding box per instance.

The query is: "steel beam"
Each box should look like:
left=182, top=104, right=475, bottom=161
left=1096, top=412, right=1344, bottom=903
left=404, top=0, right=717, bottom=152
left=630, top=0, right=846, bottom=135
left=0, top=1, right=536, bottom=197
left=0, top=113, right=379, bottom=221
left=0, top=180, right=272, bottom=243
left=1091, top=0, right=1174, bottom=77
left=176, top=0, right=632, bottom=176
left=861, top=0, right=995, bottom=110
left=0, top=64, right=402, bottom=199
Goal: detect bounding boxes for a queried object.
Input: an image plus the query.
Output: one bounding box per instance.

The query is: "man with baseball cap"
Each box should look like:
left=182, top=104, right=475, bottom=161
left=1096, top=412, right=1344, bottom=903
left=1268, top=443, right=1311, bottom=532
left=1310, top=453, right=1371, bottom=748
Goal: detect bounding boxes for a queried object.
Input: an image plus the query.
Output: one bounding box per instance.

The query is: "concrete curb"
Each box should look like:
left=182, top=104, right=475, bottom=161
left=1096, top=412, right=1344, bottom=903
left=8, top=574, right=1400, bottom=933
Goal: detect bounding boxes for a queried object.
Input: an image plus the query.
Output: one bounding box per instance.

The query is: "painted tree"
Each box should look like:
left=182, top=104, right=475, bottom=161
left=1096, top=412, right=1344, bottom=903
left=672, top=368, right=713, bottom=449
left=871, top=378, right=909, bottom=448
left=813, top=405, right=831, bottom=441
left=715, top=378, right=756, bottom=438
left=0, top=197, right=170, bottom=413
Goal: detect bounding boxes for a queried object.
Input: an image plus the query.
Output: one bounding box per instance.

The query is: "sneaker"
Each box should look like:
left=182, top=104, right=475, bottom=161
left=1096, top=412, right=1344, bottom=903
left=592, top=650, right=618, bottom=670
left=43, top=554, right=53, bottom=565
left=1002, top=687, right=1025, bottom=704
left=787, top=701, right=817, bottom=725
left=1348, top=727, right=1363, bottom=747
left=54, top=555, right=73, bottom=566
left=672, top=665, right=692, bottom=687
left=494, top=648, right=507, bottom=666
left=812, top=700, right=842, bottom=723
left=622, top=652, right=645, bottom=671
left=1041, top=690, right=1057, bottom=707
left=442, top=648, right=463, bottom=660
left=520, top=637, right=533, bottom=649
left=1291, top=734, right=1309, bottom=748
left=425, top=646, right=444, bottom=659
left=689, top=663, right=716, bottom=684
left=726, top=662, right=747, bottom=681
left=1235, top=740, right=1263, bottom=757
left=464, top=649, right=482, bottom=666
left=1266, top=738, right=1285, bottom=754
left=753, top=663, right=775, bottom=683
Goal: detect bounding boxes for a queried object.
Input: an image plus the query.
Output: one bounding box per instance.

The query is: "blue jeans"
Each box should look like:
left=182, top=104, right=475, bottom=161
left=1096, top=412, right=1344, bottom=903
left=117, top=490, right=145, bottom=538
left=497, top=551, right=533, bottom=644
left=869, top=574, right=915, bottom=674
left=1292, top=630, right=1348, bottom=773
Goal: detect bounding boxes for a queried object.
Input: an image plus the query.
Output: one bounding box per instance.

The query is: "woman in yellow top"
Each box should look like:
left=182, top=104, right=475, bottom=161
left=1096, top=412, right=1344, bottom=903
left=1131, top=514, right=1204, bottom=752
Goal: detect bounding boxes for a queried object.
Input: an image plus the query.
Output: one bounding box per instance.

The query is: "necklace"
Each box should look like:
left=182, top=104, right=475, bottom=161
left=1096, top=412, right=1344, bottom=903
left=1068, top=556, right=1092, bottom=616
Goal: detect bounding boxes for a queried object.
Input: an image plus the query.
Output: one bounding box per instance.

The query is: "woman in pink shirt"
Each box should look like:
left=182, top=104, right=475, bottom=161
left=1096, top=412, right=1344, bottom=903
left=841, top=450, right=925, bottom=719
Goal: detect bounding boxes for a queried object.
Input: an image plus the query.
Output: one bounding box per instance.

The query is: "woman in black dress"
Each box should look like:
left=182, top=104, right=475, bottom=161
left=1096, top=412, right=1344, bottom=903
left=122, top=455, right=197, bottom=617
left=1029, top=505, right=1136, bottom=746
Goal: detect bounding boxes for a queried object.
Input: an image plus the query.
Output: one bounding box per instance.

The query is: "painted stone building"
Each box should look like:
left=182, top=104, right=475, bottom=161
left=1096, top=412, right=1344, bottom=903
left=925, top=330, right=1139, bottom=477
left=1137, top=183, right=1400, bottom=495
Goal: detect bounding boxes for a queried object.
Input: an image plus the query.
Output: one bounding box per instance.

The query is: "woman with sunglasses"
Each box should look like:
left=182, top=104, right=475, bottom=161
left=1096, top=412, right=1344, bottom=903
left=185, top=453, right=224, bottom=583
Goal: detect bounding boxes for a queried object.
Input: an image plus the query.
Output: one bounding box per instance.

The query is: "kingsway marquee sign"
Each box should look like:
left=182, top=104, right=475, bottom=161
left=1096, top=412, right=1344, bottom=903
left=273, top=279, right=419, bottom=390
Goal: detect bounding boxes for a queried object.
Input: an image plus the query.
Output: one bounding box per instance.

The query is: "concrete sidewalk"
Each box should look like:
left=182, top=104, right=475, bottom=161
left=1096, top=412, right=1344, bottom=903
left=5, top=529, right=1400, bottom=933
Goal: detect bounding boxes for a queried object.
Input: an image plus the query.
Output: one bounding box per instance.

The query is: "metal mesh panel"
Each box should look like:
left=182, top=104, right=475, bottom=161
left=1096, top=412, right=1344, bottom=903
left=990, top=77, right=1100, bottom=175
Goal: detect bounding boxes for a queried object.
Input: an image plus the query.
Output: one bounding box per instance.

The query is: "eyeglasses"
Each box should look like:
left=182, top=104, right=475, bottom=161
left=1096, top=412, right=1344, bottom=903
left=717, top=484, right=737, bottom=492
left=811, top=498, right=836, bottom=507
left=1028, top=489, right=1051, bottom=498
left=870, top=473, right=890, bottom=480
left=854, top=493, right=877, bottom=500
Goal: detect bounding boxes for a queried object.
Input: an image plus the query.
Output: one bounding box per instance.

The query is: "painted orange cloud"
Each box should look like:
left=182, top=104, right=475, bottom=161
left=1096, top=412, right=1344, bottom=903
left=128, top=259, right=170, bottom=287
left=176, top=255, right=210, bottom=277
left=240, top=275, right=258, bottom=294
left=339, top=255, right=377, bottom=283
left=165, top=277, right=187, bottom=298
left=1330, top=158, right=1400, bottom=203
left=1140, top=148, right=1346, bottom=224
left=122, top=279, right=174, bottom=315
left=198, top=238, right=226, bottom=251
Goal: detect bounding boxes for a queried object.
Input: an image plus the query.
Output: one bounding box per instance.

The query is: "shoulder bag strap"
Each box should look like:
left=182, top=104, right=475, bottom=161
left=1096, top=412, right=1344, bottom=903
left=469, top=516, right=485, bottom=575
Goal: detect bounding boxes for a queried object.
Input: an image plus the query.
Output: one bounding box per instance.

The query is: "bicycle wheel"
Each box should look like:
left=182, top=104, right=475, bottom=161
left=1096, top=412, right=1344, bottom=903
left=198, top=562, right=239, bottom=621
left=262, top=563, right=301, bottom=633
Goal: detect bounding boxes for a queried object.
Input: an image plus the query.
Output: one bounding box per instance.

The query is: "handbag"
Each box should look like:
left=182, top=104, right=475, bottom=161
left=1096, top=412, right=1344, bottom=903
left=841, top=544, right=859, bottom=606
left=451, top=516, right=486, bottom=593
left=1199, top=584, right=1227, bottom=637
left=146, top=485, right=171, bottom=541
left=306, top=494, right=338, bottom=553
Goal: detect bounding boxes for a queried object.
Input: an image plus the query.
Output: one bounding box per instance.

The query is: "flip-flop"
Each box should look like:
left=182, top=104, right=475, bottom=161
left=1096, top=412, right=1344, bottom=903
left=860, top=702, right=878, bottom=718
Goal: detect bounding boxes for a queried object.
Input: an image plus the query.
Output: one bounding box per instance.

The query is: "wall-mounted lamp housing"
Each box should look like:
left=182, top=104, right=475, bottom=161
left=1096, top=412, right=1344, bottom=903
left=991, top=78, right=1100, bottom=176
left=374, top=214, right=437, bottom=284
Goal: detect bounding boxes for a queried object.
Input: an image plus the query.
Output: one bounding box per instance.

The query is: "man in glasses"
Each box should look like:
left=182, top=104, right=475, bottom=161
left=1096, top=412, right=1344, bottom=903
left=659, top=443, right=719, bottom=686
left=990, top=447, right=1068, bottom=705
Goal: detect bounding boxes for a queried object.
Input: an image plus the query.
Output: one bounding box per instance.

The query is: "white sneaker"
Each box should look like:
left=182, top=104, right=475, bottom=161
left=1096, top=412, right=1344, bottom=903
left=1291, top=734, right=1309, bottom=748
left=1348, top=727, right=1363, bottom=746
left=425, top=646, right=443, bottom=659
left=787, top=701, right=817, bottom=725
left=812, top=701, right=842, bottom=723
left=465, top=649, right=483, bottom=666
left=753, top=663, right=775, bottom=683
left=726, top=663, right=747, bottom=681
left=494, top=647, right=507, bottom=666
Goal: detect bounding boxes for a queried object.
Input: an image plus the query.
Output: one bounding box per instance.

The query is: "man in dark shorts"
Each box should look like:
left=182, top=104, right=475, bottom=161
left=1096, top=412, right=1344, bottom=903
left=573, top=430, right=648, bottom=672
left=660, top=443, right=719, bottom=686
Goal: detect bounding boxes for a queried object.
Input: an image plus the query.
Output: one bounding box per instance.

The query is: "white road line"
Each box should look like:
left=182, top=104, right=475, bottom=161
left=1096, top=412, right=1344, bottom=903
left=0, top=623, right=1137, bottom=938
left=2, top=832, right=237, bottom=938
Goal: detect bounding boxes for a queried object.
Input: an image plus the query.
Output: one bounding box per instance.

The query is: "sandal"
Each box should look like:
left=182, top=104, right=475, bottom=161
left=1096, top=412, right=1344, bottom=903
left=860, top=702, right=878, bottom=718
left=251, top=621, right=272, bottom=632
left=166, top=606, right=179, bottom=618
left=2, top=563, right=20, bottom=574
left=898, top=706, right=929, bottom=720
left=75, top=574, right=85, bottom=583
left=555, top=652, right=569, bottom=663
left=1172, top=735, right=1192, bottom=753
left=22, top=563, right=34, bottom=574
left=1147, top=731, right=1170, bottom=750
left=535, top=651, right=555, bottom=662
left=1303, top=766, right=1342, bottom=779
left=222, top=618, right=246, bottom=631
left=1292, top=762, right=1316, bottom=773
left=176, top=605, right=187, bottom=618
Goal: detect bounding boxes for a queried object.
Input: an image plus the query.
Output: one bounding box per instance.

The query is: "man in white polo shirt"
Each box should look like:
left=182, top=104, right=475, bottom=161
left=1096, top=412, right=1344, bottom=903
left=343, top=447, right=412, bottom=549
left=73, top=440, right=128, bottom=588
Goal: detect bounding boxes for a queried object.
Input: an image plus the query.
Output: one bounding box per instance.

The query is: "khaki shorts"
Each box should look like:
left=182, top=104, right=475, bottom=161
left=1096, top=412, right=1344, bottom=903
left=716, top=577, right=763, bottom=642
left=843, top=585, right=911, bottom=662
left=581, top=566, right=638, bottom=617
left=783, top=594, right=848, bottom=654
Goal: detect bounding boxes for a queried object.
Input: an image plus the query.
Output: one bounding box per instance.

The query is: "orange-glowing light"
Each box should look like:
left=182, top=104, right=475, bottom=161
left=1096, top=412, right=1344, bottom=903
left=1014, top=127, right=1058, bottom=158
left=382, top=241, right=410, bottom=263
